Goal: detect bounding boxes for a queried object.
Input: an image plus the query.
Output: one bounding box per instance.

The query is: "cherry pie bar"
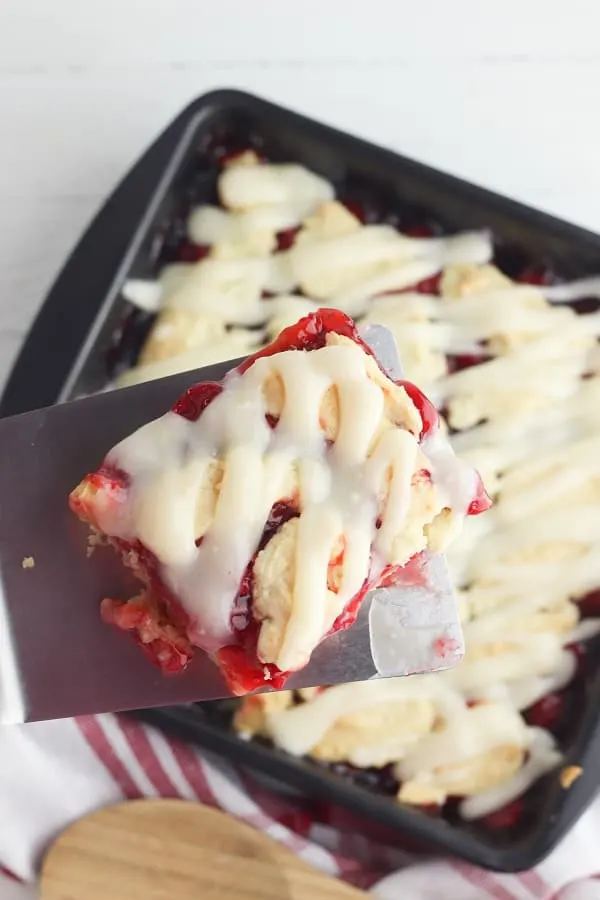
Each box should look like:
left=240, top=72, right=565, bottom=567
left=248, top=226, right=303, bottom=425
left=70, top=308, right=490, bottom=695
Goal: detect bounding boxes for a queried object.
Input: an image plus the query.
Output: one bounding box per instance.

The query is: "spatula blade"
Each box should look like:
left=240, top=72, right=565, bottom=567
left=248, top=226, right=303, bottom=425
left=0, top=328, right=463, bottom=724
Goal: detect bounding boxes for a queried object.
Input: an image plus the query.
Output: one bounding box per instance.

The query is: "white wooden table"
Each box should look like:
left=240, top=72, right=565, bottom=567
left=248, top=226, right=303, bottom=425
left=1, top=0, right=600, bottom=390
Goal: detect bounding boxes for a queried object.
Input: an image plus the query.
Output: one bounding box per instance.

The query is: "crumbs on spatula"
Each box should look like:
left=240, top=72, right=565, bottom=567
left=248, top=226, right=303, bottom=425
left=21, top=556, right=35, bottom=569
left=87, top=529, right=107, bottom=558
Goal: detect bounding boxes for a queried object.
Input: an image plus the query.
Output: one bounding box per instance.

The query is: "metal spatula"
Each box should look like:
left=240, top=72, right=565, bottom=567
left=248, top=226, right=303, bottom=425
left=0, top=326, right=463, bottom=724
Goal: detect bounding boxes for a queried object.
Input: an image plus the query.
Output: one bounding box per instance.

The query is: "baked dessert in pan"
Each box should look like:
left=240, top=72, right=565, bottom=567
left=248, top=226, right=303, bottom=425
left=100, top=147, right=600, bottom=826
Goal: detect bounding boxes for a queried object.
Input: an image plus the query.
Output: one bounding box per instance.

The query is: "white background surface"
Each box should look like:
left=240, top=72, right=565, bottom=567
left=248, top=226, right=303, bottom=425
left=1, top=1, right=600, bottom=391
left=1, top=6, right=600, bottom=895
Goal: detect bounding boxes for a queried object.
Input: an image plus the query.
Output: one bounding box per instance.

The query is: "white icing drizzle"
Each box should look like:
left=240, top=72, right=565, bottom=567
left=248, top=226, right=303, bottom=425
left=218, top=162, right=334, bottom=211
left=188, top=202, right=311, bottom=247
left=265, top=676, right=466, bottom=758
left=333, top=260, right=442, bottom=318
left=443, top=634, right=574, bottom=702
left=459, top=728, right=562, bottom=820
left=97, top=339, right=478, bottom=672
left=395, top=702, right=528, bottom=780
left=288, top=227, right=492, bottom=304
left=121, top=279, right=163, bottom=313
left=164, top=257, right=270, bottom=326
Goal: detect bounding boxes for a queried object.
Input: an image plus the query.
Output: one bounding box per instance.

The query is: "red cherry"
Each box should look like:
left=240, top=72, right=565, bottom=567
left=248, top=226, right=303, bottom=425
left=278, top=810, right=314, bottom=836
left=404, top=225, right=434, bottom=237
left=343, top=200, right=368, bottom=223
left=238, top=309, right=362, bottom=371
left=413, top=468, right=432, bottom=482
left=571, top=297, right=600, bottom=315
left=525, top=691, right=564, bottom=730
left=482, top=799, right=524, bottom=829
left=172, top=382, right=223, bottom=422
left=276, top=227, right=300, bottom=252
left=265, top=501, right=299, bottom=534
left=216, top=644, right=288, bottom=695
left=566, top=641, right=586, bottom=669
left=226, top=498, right=299, bottom=649
left=419, top=802, right=443, bottom=818
left=446, top=352, right=489, bottom=374
left=414, top=273, right=442, bottom=295
left=467, top=477, right=493, bottom=516
left=576, top=589, right=600, bottom=619
left=517, top=266, right=553, bottom=286
left=242, top=308, right=411, bottom=392
left=399, top=380, right=439, bottom=440
left=178, top=241, right=210, bottom=263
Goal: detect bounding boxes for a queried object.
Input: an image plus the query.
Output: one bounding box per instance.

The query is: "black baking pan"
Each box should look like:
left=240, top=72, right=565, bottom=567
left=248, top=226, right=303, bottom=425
left=2, top=88, right=600, bottom=872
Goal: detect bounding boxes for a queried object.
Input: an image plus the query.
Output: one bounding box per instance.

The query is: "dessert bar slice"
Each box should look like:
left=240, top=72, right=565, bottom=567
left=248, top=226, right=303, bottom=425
left=70, top=309, right=490, bottom=694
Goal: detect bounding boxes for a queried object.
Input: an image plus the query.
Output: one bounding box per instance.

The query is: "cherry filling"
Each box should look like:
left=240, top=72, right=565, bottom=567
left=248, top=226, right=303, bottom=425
left=172, top=381, right=223, bottom=421
left=69, top=465, right=196, bottom=676
left=524, top=692, right=565, bottom=730
left=575, top=589, right=600, bottom=619
left=101, top=538, right=195, bottom=676
left=403, top=225, right=435, bottom=238
left=216, top=503, right=380, bottom=694
left=276, top=226, right=301, bottom=252
left=216, top=500, right=301, bottom=694
left=237, top=309, right=368, bottom=366
left=516, top=266, right=555, bottom=287
left=481, top=799, right=525, bottom=830
left=415, top=273, right=442, bottom=295
left=399, top=380, right=439, bottom=441
left=101, top=594, right=193, bottom=675
left=566, top=641, right=586, bottom=669
left=342, top=200, right=369, bottom=223
left=446, top=352, right=491, bottom=375
left=467, top=477, right=493, bottom=516
left=177, top=241, right=210, bottom=263
left=569, top=296, right=600, bottom=315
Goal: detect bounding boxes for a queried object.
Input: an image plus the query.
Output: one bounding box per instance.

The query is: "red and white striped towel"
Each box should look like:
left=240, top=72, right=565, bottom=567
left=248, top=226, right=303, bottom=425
left=0, top=714, right=599, bottom=899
